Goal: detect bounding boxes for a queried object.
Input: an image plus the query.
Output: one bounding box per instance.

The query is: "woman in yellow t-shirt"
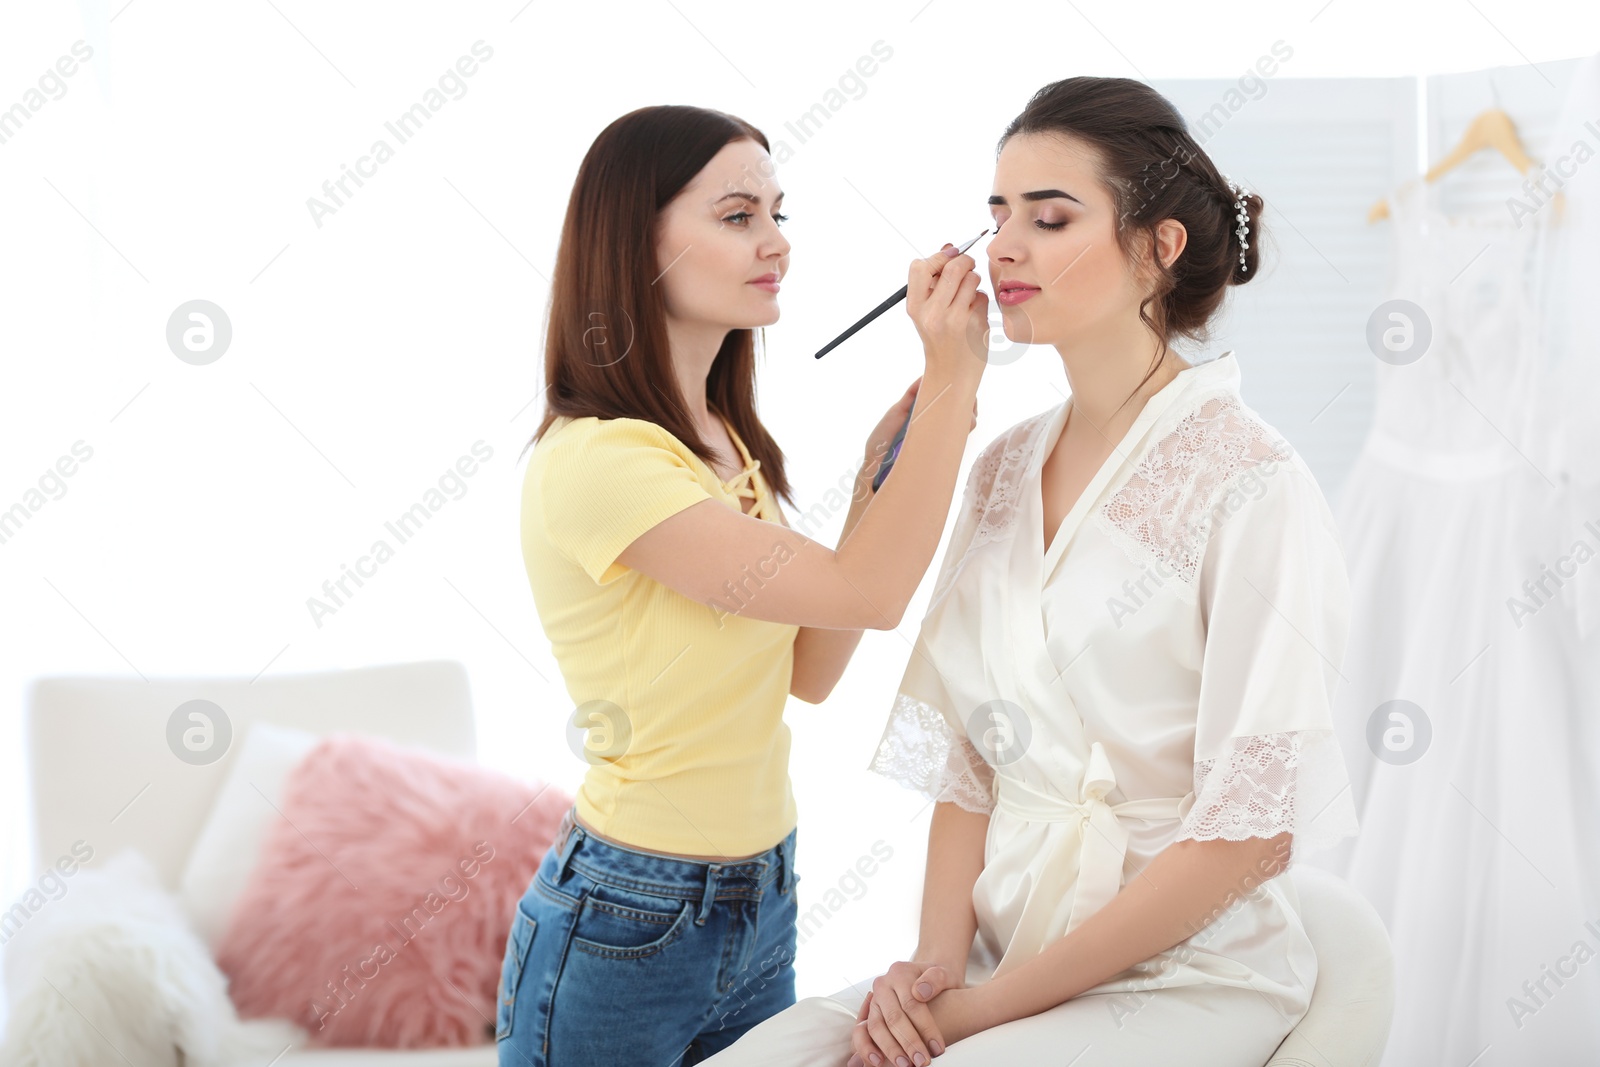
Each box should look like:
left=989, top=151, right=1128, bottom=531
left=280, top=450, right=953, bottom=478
left=496, top=103, right=988, bottom=1067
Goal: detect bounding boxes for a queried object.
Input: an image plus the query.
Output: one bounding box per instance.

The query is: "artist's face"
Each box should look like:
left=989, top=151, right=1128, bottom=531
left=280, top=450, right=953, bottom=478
left=986, top=132, right=1184, bottom=348
left=654, top=139, right=791, bottom=331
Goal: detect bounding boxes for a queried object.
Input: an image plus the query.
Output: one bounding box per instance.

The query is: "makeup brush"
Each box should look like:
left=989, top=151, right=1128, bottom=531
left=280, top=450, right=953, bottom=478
left=814, top=228, right=990, bottom=360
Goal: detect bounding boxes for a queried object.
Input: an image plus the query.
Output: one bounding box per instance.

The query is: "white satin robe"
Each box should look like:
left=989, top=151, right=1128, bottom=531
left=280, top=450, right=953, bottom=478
left=703, top=351, right=1361, bottom=1065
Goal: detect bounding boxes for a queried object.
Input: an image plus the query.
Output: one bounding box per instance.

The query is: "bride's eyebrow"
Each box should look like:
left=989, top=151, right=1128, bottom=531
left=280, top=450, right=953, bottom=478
left=715, top=191, right=786, bottom=207
left=987, top=189, right=1083, bottom=206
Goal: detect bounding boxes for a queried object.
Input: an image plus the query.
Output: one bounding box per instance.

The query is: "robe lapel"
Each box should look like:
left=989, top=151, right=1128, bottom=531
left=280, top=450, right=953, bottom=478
left=1001, top=362, right=1225, bottom=705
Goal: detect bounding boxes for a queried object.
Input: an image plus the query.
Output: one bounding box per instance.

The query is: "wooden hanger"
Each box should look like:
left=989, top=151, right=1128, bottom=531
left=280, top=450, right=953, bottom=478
left=1367, top=104, right=1564, bottom=224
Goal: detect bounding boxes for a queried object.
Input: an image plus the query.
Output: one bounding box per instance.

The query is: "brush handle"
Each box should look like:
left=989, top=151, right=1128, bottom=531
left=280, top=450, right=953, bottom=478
left=814, top=228, right=987, bottom=359
left=814, top=284, right=909, bottom=360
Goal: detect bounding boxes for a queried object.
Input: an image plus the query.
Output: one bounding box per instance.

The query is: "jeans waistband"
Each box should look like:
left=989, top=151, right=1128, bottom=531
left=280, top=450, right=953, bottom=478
left=546, top=805, right=797, bottom=915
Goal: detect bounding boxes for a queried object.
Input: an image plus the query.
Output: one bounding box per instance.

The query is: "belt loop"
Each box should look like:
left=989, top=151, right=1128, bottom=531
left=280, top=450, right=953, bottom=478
left=551, top=809, right=583, bottom=886
left=696, top=863, right=720, bottom=926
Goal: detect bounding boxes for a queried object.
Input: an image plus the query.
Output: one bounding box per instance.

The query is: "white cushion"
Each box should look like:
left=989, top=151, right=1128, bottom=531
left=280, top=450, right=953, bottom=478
left=178, top=721, right=320, bottom=950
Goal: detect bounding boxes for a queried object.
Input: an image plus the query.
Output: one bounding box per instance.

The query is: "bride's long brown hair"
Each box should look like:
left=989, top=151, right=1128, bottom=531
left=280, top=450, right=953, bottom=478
left=521, top=104, right=794, bottom=511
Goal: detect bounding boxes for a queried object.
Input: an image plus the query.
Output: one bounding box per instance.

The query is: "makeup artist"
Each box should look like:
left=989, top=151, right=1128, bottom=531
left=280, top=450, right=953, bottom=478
left=497, top=103, right=989, bottom=1067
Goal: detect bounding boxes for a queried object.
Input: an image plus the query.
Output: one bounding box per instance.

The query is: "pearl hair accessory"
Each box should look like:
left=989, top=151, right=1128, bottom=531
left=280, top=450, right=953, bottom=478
left=1222, top=174, right=1251, bottom=273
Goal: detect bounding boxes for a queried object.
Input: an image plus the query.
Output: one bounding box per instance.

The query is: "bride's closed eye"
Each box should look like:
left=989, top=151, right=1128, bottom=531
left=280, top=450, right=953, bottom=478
left=991, top=214, right=1066, bottom=232
left=724, top=211, right=789, bottom=226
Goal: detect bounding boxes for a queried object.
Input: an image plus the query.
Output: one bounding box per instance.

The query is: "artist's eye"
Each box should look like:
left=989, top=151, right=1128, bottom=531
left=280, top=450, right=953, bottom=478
left=1035, top=219, right=1067, bottom=231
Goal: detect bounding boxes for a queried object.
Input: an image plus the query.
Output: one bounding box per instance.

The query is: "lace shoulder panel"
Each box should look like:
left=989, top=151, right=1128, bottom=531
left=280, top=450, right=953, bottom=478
left=867, top=692, right=996, bottom=815
left=929, top=408, right=1059, bottom=605
left=1094, top=392, right=1294, bottom=587
left=965, top=406, right=1059, bottom=550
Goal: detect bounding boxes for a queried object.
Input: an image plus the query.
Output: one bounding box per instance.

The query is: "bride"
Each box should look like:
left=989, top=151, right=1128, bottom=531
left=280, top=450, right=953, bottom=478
left=701, top=75, right=1360, bottom=1067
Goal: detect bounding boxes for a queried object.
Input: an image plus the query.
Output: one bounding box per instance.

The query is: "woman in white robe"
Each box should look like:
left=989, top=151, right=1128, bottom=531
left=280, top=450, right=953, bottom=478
left=699, top=76, right=1360, bottom=1067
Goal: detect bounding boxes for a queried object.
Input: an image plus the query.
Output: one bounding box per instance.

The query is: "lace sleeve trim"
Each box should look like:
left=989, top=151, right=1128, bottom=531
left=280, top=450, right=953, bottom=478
left=1173, top=729, right=1359, bottom=863
left=867, top=692, right=996, bottom=815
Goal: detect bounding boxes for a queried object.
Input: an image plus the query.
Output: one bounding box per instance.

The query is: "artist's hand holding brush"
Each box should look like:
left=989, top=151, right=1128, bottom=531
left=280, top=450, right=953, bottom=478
left=861, top=243, right=989, bottom=489
left=837, top=242, right=989, bottom=627
left=910, top=240, right=991, bottom=394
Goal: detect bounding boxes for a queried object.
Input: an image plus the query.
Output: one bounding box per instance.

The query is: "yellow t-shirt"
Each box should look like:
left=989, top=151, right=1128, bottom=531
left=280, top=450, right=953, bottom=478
left=521, top=413, right=801, bottom=857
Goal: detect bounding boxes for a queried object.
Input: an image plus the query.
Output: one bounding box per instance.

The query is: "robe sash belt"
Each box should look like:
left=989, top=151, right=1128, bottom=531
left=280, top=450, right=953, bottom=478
left=989, top=739, right=1194, bottom=979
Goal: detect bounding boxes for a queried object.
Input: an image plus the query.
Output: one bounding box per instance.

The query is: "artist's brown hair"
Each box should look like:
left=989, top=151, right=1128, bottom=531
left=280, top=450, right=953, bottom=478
left=521, top=104, right=793, bottom=509
left=999, top=77, right=1265, bottom=412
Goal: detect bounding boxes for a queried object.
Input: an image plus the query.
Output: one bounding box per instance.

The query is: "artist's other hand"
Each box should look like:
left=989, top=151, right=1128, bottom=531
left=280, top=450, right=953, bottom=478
left=861, top=377, right=978, bottom=488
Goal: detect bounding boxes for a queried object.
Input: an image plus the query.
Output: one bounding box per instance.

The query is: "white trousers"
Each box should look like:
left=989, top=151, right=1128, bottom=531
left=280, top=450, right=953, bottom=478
left=698, top=978, right=1297, bottom=1066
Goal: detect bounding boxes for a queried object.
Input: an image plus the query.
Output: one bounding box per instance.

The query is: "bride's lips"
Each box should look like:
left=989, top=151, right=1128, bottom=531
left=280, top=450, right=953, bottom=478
left=996, top=282, right=1040, bottom=306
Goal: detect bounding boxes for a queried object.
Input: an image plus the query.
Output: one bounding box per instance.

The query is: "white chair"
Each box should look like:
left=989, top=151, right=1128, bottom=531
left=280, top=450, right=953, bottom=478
left=21, top=659, right=497, bottom=1066
left=1266, top=863, right=1395, bottom=1066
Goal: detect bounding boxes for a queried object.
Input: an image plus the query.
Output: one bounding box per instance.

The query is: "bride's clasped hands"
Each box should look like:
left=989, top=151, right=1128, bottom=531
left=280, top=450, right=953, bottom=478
left=846, top=959, right=990, bottom=1066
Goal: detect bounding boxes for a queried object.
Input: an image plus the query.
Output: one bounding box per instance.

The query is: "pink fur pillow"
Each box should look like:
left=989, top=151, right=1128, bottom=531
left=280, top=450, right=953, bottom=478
left=214, top=733, right=571, bottom=1048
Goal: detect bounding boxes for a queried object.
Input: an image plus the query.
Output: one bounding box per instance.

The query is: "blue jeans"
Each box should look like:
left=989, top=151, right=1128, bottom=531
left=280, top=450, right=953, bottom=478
left=496, top=805, right=800, bottom=1067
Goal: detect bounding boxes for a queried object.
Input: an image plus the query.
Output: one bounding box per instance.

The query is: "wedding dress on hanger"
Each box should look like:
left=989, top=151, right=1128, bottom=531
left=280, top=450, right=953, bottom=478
left=1313, top=53, right=1600, bottom=1065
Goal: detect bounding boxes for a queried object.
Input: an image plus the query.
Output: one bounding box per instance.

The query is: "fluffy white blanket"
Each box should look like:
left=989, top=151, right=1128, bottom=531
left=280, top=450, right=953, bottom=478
left=1, top=848, right=306, bottom=1066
